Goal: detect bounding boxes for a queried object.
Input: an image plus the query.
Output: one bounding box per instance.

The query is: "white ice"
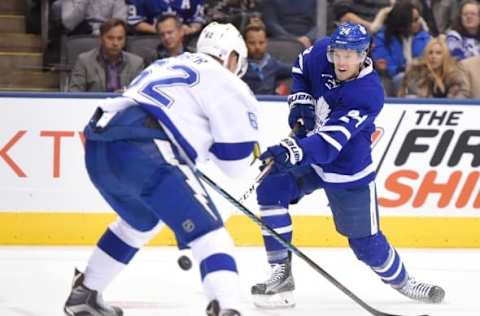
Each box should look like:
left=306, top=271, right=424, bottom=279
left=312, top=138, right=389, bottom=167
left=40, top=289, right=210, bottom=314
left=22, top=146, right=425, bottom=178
left=0, top=246, right=478, bottom=316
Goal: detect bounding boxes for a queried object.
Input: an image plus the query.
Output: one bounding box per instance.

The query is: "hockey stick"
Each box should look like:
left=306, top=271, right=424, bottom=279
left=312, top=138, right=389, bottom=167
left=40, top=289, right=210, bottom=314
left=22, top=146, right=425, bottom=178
left=198, top=171, right=429, bottom=316
left=156, top=117, right=426, bottom=316
left=237, top=153, right=274, bottom=203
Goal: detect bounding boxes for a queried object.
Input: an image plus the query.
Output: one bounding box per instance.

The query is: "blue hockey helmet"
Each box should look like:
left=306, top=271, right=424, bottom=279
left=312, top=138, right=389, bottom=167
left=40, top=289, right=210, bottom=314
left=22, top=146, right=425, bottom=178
left=327, top=22, right=370, bottom=63
left=329, top=22, right=370, bottom=52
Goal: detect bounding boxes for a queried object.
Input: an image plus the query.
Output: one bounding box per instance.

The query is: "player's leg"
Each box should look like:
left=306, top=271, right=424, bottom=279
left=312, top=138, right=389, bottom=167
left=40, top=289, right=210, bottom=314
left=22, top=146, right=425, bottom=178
left=140, top=139, right=242, bottom=315
left=65, top=139, right=164, bottom=316
left=252, top=165, right=322, bottom=308
left=326, top=181, right=445, bottom=304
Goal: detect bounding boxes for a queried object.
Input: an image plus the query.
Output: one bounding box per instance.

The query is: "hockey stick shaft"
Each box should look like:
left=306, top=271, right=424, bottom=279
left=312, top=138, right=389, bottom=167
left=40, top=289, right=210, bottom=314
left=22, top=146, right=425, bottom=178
left=155, top=116, right=424, bottom=316
left=198, top=171, right=428, bottom=316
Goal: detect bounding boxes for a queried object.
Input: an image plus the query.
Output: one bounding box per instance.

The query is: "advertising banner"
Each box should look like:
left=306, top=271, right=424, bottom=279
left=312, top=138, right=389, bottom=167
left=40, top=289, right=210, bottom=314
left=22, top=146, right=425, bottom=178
left=0, top=94, right=479, bottom=246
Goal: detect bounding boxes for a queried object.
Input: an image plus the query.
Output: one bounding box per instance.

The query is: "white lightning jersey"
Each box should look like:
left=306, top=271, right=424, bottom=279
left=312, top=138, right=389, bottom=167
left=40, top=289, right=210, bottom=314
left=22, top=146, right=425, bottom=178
left=122, top=52, right=259, bottom=176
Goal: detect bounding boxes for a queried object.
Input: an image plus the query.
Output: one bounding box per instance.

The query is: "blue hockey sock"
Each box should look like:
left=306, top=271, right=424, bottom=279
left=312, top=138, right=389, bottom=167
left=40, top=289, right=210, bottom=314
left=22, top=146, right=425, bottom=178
left=349, top=232, right=407, bottom=287
left=260, top=206, right=292, bottom=264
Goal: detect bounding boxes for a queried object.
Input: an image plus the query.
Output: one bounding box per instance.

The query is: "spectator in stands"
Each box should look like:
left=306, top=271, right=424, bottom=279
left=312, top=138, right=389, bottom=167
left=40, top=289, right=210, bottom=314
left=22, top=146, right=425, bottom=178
left=460, top=55, right=480, bottom=98
left=205, top=0, right=262, bottom=32
left=51, top=0, right=128, bottom=36
left=332, top=0, right=393, bottom=34
left=372, top=0, right=431, bottom=96
left=415, top=0, right=458, bottom=37
left=446, top=0, right=480, bottom=60
left=398, top=36, right=469, bottom=98
left=261, top=0, right=317, bottom=48
left=145, top=13, right=189, bottom=65
left=127, top=0, right=206, bottom=36
left=242, top=23, right=291, bottom=95
left=68, top=19, right=144, bottom=92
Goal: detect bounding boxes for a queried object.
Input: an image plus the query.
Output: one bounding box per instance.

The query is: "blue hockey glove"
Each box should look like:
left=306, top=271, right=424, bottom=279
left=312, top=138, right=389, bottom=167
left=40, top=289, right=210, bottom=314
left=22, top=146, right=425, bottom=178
left=259, top=137, right=304, bottom=171
left=287, top=92, right=316, bottom=138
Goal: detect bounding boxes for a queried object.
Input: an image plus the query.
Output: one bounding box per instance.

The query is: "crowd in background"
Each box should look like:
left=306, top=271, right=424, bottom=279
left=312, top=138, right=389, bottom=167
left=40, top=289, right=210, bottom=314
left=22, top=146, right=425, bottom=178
left=37, top=0, right=480, bottom=99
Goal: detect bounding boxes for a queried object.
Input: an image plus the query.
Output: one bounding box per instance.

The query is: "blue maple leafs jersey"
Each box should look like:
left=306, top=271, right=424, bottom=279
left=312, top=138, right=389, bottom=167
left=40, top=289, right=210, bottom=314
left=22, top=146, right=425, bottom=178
left=127, top=0, right=205, bottom=26
left=290, top=37, right=384, bottom=188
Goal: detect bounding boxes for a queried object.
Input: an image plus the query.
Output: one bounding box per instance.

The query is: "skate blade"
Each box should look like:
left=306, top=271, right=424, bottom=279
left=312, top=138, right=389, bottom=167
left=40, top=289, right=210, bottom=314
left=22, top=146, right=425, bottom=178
left=253, top=291, right=295, bottom=309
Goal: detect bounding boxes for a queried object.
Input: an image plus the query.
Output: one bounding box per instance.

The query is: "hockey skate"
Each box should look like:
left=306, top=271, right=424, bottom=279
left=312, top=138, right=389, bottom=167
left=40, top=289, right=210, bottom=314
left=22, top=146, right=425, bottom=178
left=64, top=268, right=123, bottom=316
left=251, top=261, right=295, bottom=308
left=206, top=299, right=241, bottom=316
left=394, top=277, right=445, bottom=304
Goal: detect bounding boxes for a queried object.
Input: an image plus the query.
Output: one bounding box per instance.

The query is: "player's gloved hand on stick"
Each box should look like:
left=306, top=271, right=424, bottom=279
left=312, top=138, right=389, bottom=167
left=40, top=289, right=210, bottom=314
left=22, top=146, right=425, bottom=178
left=259, top=137, right=304, bottom=172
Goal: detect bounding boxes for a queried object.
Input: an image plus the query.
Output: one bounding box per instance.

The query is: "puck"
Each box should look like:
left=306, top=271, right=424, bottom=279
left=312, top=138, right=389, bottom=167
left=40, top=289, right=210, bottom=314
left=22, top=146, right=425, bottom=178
left=178, top=255, right=192, bottom=271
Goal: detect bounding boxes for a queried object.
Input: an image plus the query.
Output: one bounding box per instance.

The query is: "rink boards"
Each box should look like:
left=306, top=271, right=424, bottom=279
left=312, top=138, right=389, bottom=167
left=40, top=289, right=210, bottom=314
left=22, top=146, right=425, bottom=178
left=0, top=93, right=479, bottom=247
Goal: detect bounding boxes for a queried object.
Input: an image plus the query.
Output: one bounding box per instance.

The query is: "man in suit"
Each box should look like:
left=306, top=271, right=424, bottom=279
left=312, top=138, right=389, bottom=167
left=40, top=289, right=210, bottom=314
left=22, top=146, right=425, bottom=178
left=68, top=18, right=144, bottom=92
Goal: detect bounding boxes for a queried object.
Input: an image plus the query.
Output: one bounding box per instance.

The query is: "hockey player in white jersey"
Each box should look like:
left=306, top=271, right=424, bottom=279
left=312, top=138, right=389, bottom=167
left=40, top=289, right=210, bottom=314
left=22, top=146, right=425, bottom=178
left=250, top=22, right=445, bottom=309
left=63, top=22, right=258, bottom=316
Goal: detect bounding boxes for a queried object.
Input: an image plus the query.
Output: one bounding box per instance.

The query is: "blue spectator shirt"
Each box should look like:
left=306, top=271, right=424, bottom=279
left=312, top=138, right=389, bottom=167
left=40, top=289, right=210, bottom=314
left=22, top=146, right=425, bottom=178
left=372, top=28, right=431, bottom=77
left=242, top=53, right=291, bottom=95
left=127, top=0, right=205, bottom=26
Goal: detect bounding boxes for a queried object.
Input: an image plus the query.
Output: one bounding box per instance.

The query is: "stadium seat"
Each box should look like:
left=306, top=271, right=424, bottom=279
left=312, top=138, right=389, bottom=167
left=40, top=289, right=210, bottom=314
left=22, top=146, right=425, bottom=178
left=267, top=39, right=304, bottom=65
left=126, top=35, right=160, bottom=64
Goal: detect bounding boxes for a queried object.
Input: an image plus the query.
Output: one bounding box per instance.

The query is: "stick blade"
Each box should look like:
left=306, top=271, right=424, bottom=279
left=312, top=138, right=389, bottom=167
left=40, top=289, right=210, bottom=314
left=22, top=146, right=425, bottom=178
left=374, top=312, right=429, bottom=316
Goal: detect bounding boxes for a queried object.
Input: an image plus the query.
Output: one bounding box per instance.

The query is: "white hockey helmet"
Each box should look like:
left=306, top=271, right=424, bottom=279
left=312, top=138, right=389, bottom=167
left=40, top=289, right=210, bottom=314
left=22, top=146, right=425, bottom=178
left=196, top=22, right=248, bottom=78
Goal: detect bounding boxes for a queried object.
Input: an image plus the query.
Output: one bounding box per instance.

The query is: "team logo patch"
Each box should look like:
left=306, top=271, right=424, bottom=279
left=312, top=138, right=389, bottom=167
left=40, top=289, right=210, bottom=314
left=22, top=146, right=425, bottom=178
left=182, top=219, right=195, bottom=233
left=315, top=97, right=331, bottom=128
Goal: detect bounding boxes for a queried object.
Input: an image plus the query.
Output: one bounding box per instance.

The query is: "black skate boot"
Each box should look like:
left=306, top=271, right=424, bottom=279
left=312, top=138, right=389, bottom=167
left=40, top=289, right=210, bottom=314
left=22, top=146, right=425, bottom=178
left=64, top=268, right=123, bottom=316
left=206, top=300, right=241, bottom=316
left=251, top=261, right=295, bottom=308
left=394, top=277, right=445, bottom=304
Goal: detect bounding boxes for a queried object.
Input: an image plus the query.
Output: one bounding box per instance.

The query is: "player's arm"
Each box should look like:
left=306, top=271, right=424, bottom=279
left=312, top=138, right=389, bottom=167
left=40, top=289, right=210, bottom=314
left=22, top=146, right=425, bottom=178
left=206, top=90, right=260, bottom=178
left=298, top=106, right=377, bottom=165
left=288, top=46, right=316, bottom=137
left=259, top=102, right=378, bottom=170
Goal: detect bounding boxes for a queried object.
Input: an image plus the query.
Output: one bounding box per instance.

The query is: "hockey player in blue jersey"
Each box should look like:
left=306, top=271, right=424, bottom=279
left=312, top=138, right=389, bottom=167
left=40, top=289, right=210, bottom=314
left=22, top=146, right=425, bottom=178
left=250, top=22, right=446, bottom=309
left=63, top=22, right=258, bottom=316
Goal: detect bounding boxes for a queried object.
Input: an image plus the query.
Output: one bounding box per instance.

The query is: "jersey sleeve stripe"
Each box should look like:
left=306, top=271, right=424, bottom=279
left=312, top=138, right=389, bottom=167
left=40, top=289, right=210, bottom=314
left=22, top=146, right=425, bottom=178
left=210, top=141, right=255, bottom=161
left=319, top=132, right=342, bottom=151
left=317, top=125, right=351, bottom=139
left=311, top=163, right=375, bottom=183
left=292, top=66, right=302, bottom=74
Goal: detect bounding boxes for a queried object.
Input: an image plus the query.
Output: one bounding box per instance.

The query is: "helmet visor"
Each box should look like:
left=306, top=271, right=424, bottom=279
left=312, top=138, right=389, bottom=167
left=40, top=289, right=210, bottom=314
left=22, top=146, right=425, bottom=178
left=327, top=47, right=366, bottom=64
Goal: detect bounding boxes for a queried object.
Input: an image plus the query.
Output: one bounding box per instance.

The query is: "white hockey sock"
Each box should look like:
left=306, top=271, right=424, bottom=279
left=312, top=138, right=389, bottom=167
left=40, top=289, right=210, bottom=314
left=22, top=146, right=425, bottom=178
left=203, top=270, right=241, bottom=311
left=84, top=247, right=125, bottom=292
left=84, top=218, right=163, bottom=292
left=189, top=228, right=242, bottom=312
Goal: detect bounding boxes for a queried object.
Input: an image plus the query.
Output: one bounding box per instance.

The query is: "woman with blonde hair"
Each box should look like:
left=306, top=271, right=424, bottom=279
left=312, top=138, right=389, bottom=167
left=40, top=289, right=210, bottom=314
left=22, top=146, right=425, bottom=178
left=398, top=36, right=469, bottom=98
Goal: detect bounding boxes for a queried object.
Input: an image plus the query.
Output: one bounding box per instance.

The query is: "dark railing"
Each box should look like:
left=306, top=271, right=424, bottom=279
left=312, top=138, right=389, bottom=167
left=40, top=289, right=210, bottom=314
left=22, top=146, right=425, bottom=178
left=40, top=0, right=49, bottom=59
